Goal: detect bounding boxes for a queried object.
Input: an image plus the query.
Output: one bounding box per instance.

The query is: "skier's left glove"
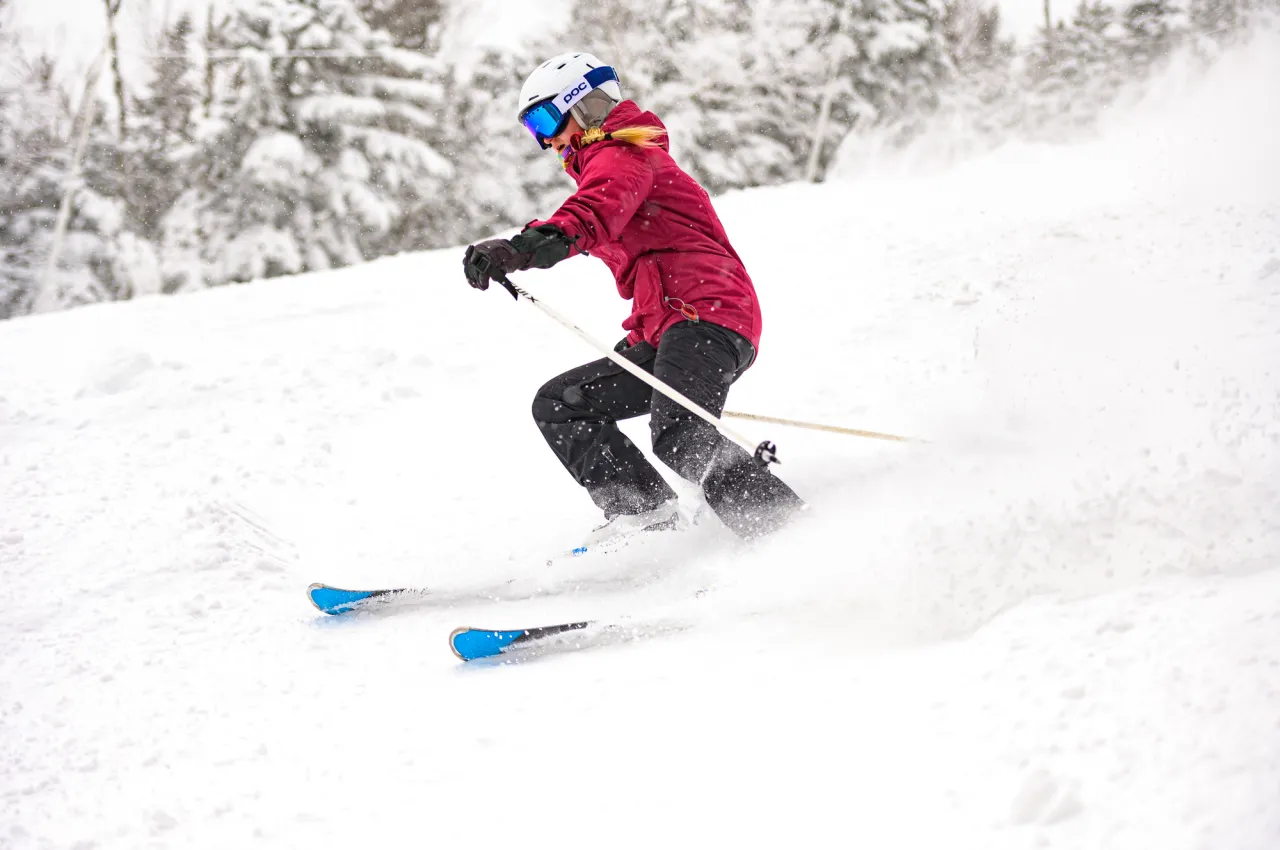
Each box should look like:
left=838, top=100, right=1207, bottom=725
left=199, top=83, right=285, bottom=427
left=463, top=224, right=574, bottom=297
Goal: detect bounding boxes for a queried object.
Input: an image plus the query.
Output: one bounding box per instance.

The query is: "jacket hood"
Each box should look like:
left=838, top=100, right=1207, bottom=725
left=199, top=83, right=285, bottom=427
left=601, top=100, right=669, bottom=152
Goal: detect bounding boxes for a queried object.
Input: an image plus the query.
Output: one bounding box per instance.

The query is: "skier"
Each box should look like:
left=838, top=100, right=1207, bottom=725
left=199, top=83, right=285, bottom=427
left=462, top=52, right=804, bottom=542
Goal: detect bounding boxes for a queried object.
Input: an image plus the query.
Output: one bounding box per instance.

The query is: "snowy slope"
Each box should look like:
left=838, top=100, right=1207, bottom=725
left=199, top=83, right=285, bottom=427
left=3, top=38, right=1279, bottom=850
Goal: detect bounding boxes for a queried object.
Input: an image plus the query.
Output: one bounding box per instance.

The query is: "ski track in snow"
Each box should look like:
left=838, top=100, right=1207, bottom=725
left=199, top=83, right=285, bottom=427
left=3, top=38, right=1280, bottom=850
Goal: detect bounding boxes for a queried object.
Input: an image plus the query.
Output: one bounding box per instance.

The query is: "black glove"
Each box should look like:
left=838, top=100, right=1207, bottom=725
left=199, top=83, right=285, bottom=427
left=462, top=225, right=574, bottom=296
left=463, top=239, right=529, bottom=293
left=512, top=224, right=574, bottom=269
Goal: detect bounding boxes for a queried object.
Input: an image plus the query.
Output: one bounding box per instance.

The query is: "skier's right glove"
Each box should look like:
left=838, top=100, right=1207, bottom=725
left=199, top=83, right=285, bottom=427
left=462, top=224, right=574, bottom=296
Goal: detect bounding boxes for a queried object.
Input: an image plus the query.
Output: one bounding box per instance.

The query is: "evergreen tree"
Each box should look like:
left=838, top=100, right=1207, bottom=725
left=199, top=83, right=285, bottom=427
left=0, top=55, right=67, bottom=318
left=0, top=53, right=144, bottom=317
left=764, top=0, right=954, bottom=177
left=1024, top=1, right=1126, bottom=137
left=1188, top=0, right=1241, bottom=35
left=128, top=13, right=201, bottom=245
left=544, top=0, right=782, bottom=192
left=653, top=1, right=802, bottom=191
left=637, top=0, right=800, bottom=192
left=180, top=0, right=455, bottom=285
left=943, top=0, right=1008, bottom=67
left=442, top=48, right=558, bottom=239
left=937, top=0, right=1019, bottom=141
left=1184, top=0, right=1279, bottom=47
left=1062, top=3, right=1123, bottom=80
left=1122, top=1, right=1185, bottom=73
left=4, top=0, right=1271, bottom=319
left=354, top=0, right=445, bottom=50
left=549, top=0, right=953, bottom=187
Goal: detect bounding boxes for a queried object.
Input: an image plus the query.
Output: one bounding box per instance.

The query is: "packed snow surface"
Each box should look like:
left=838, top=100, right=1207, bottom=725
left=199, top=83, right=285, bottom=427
left=3, top=39, right=1279, bottom=850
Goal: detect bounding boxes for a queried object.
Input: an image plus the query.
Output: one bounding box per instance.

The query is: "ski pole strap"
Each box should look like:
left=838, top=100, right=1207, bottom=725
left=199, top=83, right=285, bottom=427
left=497, top=275, right=520, bottom=301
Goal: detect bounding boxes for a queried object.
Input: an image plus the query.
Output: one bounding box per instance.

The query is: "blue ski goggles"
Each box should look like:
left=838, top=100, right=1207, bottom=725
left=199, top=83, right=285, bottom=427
left=518, top=66, right=619, bottom=149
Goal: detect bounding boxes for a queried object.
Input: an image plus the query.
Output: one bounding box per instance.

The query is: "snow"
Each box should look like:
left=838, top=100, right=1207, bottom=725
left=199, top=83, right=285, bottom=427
left=3, top=34, right=1280, bottom=850
left=241, top=133, right=314, bottom=187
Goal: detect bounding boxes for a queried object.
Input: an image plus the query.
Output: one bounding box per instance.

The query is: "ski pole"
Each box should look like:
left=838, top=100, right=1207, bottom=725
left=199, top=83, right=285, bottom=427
left=494, top=273, right=780, bottom=466
left=721, top=410, right=926, bottom=444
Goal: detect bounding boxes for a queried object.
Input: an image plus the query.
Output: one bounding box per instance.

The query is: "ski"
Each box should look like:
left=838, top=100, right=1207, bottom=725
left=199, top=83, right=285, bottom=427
left=307, top=582, right=430, bottom=615
left=307, top=539, right=601, bottom=615
left=449, top=621, right=593, bottom=661
left=310, top=508, right=697, bottom=615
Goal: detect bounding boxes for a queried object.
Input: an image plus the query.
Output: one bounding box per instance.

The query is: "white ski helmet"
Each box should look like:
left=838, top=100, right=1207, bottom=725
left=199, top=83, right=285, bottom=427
left=517, top=52, right=622, bottom=148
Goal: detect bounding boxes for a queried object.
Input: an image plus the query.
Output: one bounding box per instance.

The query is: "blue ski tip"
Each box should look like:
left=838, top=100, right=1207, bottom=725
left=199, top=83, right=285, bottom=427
left=449, top=622, right=593, bottom=662
left=449, top=628, right=528, bottom=661
left=308, top=584, right=379, bottom=615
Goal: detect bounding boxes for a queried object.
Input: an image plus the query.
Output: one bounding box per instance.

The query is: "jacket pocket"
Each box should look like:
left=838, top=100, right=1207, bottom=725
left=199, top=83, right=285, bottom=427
left=626, top=254, right=665, bottom=339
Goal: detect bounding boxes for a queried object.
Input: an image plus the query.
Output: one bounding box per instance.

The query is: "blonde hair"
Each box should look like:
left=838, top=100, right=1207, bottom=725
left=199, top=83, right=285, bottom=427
left=579, top=125, right=667, bottom=149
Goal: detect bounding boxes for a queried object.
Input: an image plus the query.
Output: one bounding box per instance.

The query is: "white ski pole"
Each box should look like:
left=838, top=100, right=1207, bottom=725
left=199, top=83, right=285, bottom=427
left=721, top=410, right=925, bottom=444
left=494, top=273, right=779, bottom=466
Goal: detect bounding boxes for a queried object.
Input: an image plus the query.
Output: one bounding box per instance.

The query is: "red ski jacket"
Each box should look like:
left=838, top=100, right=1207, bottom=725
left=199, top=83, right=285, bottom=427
left=529, top=101, right=763, bottom=350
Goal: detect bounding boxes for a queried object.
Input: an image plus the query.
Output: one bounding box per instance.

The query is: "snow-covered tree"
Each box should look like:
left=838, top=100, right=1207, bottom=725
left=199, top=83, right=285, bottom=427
left=442, top=47, right=561, bottom=239
left=180, top=0, right=454, bottom=285
left=542, top=0, right=790, bottom=192
left=1188, top=0, right=1242, bottom=34
left=646, top=1, right=803, bottom=192
left=0, top=50, right=151, bottom=317
left=547, top=0, right=952, bottom=188
left=1185, top=0, right=1279, bottom=48
left=1122, top=0, right=1186, bottom=73
left=128, top=14, right=201, bottom=245
left=1022, top=1, right=1127, bottom=137
left=761, top=0, right=954, bottom=177
left=354, top=0, right=445, bottom=50
left=944, top=0, right=1008, bottom=65
left=4, top=0, right=1273, bottom=319
left=0, top=55, right=65, bottom=318
left=935, top=0, right=1019, bottom=140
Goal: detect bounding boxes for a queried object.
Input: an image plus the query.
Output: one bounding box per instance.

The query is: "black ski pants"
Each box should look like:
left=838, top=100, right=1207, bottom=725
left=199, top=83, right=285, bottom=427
left=532, top=320, right=804, bottom=539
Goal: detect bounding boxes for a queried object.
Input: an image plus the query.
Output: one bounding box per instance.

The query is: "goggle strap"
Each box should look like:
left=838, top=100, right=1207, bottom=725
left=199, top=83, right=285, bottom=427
left=555, top=66, right=619, bottom=116
left=583, top=65, right=619, bottom=90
